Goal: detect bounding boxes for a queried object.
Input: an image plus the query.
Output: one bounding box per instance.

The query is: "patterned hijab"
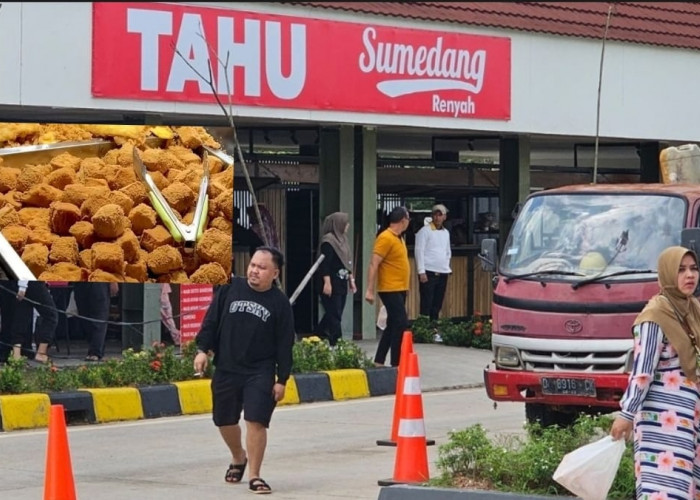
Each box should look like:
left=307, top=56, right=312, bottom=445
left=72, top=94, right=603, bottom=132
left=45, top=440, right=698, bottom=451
left=633, top=246, right=700, bottom=381
left=319, top=212, right=352, bottom=270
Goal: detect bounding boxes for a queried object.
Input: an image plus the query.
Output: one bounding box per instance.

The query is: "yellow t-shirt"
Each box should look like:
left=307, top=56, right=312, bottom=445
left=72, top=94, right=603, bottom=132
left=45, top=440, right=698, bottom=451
left=374, top=229, right=410, bottom=292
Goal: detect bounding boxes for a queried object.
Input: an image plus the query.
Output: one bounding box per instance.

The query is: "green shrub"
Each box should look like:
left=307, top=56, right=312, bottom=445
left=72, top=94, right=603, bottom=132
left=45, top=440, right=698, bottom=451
left=438, top=318, right=472, bottom=347
left=435, top=414, right=635, bottom=498
left=410, top=315, right=436, bottom=344
left=291, top=337, right=374, bottom=373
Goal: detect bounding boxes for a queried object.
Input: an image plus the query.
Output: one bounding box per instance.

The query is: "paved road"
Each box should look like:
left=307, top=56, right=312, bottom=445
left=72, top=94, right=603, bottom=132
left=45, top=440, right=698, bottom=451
left=0, top=387, right=525, bottom=499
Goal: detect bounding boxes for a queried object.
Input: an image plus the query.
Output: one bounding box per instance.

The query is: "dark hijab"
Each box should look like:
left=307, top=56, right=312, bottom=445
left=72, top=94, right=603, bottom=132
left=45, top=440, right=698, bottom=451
left=319, top=212, right=352, bottom=270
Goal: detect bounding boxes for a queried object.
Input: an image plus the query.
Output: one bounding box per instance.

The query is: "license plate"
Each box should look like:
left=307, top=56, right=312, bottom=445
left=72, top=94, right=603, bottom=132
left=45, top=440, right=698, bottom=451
left=541, top=377, right=596, bottom=397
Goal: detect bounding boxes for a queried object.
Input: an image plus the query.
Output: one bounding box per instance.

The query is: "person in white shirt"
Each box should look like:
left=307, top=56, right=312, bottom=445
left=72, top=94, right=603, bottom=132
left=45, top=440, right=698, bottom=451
left=414, top=204, right=452, bottom=321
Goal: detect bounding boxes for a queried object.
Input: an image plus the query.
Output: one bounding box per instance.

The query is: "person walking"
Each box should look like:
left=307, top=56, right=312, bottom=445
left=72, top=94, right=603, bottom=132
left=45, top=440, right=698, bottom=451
left=7, top=280, right=58, bottom=363
left=315, top=212, right=356, bottom=346
left=365, top=206, right=411, bottom=367
left=194, top=246, right=295, bottom=495
left=415, top=203, right=452, bottom=322
left=74, top=282, right=119, bottom=361
left=610, top=246, right=700, bottom=498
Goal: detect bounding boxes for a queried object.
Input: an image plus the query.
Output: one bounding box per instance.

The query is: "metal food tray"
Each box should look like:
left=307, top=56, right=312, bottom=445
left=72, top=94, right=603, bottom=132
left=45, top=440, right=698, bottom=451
left=0, top=140, right=117, bottom=169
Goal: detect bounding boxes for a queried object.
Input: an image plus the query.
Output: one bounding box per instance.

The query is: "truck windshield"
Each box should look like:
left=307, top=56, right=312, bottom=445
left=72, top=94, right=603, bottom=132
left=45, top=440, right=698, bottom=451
left=500, top=193, right=685, bottom=280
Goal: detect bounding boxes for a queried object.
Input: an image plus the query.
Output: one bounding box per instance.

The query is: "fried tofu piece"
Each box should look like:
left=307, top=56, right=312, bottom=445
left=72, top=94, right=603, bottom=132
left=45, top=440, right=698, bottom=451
left=79, top=248, right=92, bottom=269
left=139, top=148, right=185, bottom=174
left=125, top=259, right=148, bottom=282
left=28, top=229, right=58, bottom=247
left=3, top=191, right=21, bottom=210
left=61, top=183, right=110, bottom=207
left=21, top=184, right=64, bottom=208
left=106, top=190, right=135, bottom=216
left=212, top=167, right=233, bottom=190
left=128, top=203, right=157, bottom=235
left=149, top=170, right=170, bottom=191
left=175, top=168, right=203, bottom=195
left=92, top=204, right=126, bottom=239
left=17, top=165, right=51, bottom=192
left=212, top=190, right=233, bottom=220
left=49, top=152, right=82, bottom=172
left=116, top=143, right=136, bottom=167
left=206, top=156, right=226, bottom=175
left=18, top=208, right=50, bottom=230
left=49, top=201, right=82, bottom=235
left=39, top=262, right=85, bottom=282
left=189, top=262, right=228, bottom=284
left=140, top=225, right=174, bottom=252
left=157, top=270, right=190, bottom=284
left=0, top=205, right=19, bottom=229
left=83, top=178, right=109, bottom=188
left=78, top=157, right=109, bottom=183
left=21, top=243, right=49, bottom=277
left=49, top=236, right=79, bottom=264
left=116, top=229, right=140, bottom=263
left=167, top=145, right=201, bottom=165
left=2, top=225, right=29, bottom=253
left=175, top=126, right=220, bottom=149
left=162, top=181, right=195, bottom=215
left=119, top=181, right=149, bottom=205
left=207, top=180, right=228, bottom=200
left=47, top=167, right=78, bottom=190
left=80, top=194, right=110, bottom=220
left=0, top=123, right=41, bottom=145
left=147, top=245, right=183, bottom=275
left=102, top=148, right=120, bottom=166
left=0, top=167, right=19, bottom=193
left=107, top=167, right=138, bottom=190
left=88, top=269, right=124, bottom=283
left=196, top=228, right=232, bottom=274
left=210, top=216, right=233, bottom=234
left=69, top=221, right=96, bottom=249
left=91, top=241, right=125, bottom=274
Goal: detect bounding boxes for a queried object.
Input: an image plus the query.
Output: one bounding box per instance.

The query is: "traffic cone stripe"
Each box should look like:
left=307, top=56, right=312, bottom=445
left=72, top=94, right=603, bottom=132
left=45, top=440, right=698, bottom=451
left=398, top=418, right=426, bottom=437
left=402, top=376, right=421, bottom=396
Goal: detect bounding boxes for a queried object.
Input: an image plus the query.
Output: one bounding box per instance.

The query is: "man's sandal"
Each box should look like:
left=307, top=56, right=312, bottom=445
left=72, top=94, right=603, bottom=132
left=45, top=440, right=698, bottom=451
left=249, top=477, right=272, bottom=494
left=225, top=460, right=247, bottom=483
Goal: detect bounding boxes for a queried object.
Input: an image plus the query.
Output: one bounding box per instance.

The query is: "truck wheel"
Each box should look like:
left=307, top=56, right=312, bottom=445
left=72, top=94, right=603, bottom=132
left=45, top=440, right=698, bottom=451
left=525, top=403, right=577, bottom=428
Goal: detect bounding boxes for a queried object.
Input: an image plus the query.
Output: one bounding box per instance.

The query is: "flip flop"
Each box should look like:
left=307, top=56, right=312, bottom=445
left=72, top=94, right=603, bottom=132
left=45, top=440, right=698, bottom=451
left=225, top=459, right=247, bottom=484
left=248, top=477, right=272, bottom=494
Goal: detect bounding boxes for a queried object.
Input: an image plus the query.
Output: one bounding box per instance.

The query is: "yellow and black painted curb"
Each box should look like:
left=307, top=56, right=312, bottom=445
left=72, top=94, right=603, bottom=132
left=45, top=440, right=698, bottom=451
left=0, top=367, right=397, bottom=432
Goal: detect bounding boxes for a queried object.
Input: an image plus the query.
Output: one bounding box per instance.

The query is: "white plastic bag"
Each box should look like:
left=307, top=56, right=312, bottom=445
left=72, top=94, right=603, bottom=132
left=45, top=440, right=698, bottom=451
left=376, top=305, right=387, bottom=331
left=553, top=435, right=626, bottom=500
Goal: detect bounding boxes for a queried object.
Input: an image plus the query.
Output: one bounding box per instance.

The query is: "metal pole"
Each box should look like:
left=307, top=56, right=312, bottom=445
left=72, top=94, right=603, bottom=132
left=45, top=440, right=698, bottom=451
left=289, top=255, right=325, bottom=305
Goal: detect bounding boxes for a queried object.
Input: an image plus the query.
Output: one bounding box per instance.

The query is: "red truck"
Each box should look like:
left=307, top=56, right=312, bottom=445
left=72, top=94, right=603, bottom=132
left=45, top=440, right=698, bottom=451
left=479, top=182, right=700, bottom=426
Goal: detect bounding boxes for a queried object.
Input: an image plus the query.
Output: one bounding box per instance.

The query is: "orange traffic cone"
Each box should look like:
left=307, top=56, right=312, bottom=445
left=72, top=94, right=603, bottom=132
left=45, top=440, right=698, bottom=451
left=377, top=331, right=434, bottom=447
left=378, top=352, right=430, bottom=486
left=44, top=404, right=76, bottom=500
left=376, top=330, right=413, bottom=447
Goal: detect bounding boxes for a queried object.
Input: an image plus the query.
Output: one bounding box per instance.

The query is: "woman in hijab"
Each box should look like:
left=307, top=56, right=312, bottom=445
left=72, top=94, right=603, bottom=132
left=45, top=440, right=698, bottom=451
left=315, top=212, right=356, bottom=346
left=610, top=246, right=700, bottom=498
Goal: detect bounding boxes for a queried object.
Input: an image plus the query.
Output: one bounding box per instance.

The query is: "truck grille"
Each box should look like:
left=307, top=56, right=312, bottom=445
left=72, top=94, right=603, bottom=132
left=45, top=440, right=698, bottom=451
left=521, top=349, right=628, bottom=373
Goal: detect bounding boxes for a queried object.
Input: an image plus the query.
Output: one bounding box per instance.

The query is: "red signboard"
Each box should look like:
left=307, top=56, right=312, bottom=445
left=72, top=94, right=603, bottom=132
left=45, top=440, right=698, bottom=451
left=179, top=284, right=214, bottom=345
left=92, top=2, right=511, bottom=120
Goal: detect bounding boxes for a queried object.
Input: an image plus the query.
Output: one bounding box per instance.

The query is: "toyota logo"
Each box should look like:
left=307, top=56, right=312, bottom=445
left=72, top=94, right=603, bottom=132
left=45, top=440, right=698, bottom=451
left=564, top=320, right=583, bottom=334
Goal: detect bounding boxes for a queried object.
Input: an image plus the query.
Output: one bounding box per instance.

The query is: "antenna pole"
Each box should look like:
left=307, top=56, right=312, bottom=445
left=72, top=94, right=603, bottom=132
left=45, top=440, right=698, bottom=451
left=593, top=4, right=615, bottom=184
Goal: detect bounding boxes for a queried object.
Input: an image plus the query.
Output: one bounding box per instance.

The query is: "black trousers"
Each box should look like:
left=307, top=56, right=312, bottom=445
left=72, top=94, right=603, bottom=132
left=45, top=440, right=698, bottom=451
left=73, top=283, right=110, bottom=359
left=316, top=293, right=347, bottom=346
left=419, top=272, right=449, bottom=321
left=374, top=291, right=408, bottom=367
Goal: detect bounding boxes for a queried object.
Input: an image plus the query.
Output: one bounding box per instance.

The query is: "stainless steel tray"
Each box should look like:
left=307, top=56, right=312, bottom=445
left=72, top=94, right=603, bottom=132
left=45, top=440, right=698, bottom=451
left=0, top=140, right=116, bottom=168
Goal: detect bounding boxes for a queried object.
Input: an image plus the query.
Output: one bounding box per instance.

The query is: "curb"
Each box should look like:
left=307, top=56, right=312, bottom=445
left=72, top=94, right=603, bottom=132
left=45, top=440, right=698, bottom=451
left=378, top=485, right=563, bottom=500
left=0, top=367, right=397, bottom=432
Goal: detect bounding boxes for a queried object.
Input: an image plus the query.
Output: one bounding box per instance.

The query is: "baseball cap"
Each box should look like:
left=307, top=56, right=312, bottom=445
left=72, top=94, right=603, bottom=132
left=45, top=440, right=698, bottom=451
left=432, top=204, right=448, bottom=215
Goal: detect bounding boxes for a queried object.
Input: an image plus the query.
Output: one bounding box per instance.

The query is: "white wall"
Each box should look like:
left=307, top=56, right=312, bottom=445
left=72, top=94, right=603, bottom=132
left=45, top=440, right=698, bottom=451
left=2, top=2, right=700, bottom=143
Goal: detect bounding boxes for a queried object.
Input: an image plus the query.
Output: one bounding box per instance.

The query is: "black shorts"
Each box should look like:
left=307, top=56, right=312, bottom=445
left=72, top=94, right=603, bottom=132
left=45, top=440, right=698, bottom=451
left=211, top=369, right=277, bottom=428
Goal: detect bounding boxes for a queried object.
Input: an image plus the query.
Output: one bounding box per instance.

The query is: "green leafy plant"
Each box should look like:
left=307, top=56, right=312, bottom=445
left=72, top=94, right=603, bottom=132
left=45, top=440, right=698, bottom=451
left=291, top=336, right=374, bottom=373
left=438, top=318, right=472, bottom=347
left=434, top=414, right=634, bottom=498
left=410, top=315, right=436, bottom=344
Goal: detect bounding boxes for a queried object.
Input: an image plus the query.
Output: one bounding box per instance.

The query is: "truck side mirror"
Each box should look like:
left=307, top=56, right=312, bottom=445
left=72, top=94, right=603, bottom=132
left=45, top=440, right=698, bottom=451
left=479, top=238, right=498, bottom=272
left=682, top=228, right=700, bottom=254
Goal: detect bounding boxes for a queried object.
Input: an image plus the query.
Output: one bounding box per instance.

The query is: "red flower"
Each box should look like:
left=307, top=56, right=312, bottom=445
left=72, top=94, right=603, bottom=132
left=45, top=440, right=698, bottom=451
left=50, top=366, right=59, bottom=373
left=150, top=360, right=162, bottom=371
left=474, top=329, right=483, bottom=336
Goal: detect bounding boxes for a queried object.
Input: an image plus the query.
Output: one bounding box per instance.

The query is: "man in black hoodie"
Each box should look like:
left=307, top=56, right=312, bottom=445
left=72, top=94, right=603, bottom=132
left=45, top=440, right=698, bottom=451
left=194, top=246, right=294, bottom=495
